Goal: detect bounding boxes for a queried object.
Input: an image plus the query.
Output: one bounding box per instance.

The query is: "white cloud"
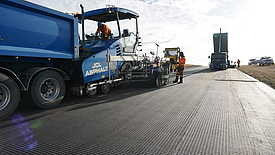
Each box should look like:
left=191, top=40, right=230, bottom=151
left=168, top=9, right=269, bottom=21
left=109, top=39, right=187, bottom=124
left=28, top=0, right=275, bottom=65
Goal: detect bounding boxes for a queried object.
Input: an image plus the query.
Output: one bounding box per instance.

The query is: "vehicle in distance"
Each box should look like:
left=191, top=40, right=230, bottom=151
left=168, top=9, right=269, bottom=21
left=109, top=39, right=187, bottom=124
left=259, top=57, right=274, bottom=66
left=228, top=60, right=236, bottom=68
left=209, top=52, right=228, bottom=69
left=248, top=59, right=259, bottom=65
left=163, top=47, right=180, bottom=72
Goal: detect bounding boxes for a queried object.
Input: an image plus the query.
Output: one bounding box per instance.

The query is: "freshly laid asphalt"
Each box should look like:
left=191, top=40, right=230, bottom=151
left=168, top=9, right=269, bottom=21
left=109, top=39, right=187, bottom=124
left=1, top=67, right=275, bottom=154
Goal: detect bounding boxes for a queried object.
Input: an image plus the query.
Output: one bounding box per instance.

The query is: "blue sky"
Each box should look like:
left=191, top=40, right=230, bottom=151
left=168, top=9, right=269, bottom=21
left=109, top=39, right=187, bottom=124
left=29, top=0, right=275, bottom=65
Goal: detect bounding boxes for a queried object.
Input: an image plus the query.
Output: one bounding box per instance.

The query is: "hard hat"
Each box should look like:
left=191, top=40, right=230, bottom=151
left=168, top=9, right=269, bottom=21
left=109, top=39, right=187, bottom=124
left=97, top=22, right=102, bottom=28
left=180, top=52, right=184, bottom=57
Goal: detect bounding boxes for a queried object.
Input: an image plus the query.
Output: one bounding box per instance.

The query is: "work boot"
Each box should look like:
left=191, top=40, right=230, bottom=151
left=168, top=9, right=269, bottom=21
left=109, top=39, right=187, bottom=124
left=173, top=77, right=178, bottom=83
left=178, top=77, right=183, bottom=84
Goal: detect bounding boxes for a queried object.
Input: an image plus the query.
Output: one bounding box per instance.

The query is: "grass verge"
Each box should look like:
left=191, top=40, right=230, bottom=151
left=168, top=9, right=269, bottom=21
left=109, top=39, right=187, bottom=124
left=238, top=65, right=275, bottom=89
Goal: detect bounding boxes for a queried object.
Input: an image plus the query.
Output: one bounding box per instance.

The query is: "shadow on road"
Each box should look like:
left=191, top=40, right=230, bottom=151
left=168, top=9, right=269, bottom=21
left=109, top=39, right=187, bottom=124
left=5, top=82, right=160, bottom=123
left=2, top=68, right=213, bottom=124
left=215, top=79, right=258, bottom=82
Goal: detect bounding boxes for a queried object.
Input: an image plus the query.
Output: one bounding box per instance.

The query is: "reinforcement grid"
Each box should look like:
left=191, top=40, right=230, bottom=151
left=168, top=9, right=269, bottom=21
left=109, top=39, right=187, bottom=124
left=1, top=69, right=274, bottom=154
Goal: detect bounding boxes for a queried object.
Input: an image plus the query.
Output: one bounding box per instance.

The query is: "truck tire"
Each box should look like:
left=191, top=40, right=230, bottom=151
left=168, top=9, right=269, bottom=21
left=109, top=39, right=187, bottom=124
left=0, top=73, right=20, bottom=120
left=98, top=82, right=110, bottom=94
left=155, top=75, right=162, bottom=88
left=121, top=62, right=132, bottom=72
left=164, top=77, right=169, bottom=85
left=85, top=86, right=97, bottom=98
left=27, top=70, right=65, bottom=108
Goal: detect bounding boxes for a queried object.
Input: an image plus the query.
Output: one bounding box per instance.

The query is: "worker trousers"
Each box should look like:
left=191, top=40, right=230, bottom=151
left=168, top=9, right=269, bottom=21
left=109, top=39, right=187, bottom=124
left=173, top=66, right=184, bottom=83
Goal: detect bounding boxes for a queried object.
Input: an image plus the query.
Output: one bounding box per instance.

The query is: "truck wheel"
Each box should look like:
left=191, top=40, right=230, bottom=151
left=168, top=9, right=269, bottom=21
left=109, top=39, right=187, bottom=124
left=164, top=77, right=169, bottom=85
left=85, top=86, right=97, bottom=98
left=98, top=82, right=110, bottom=94
left=28, top=70, right=65, bottom=108
left=155, top=75, right=162, bottom=88
left=121, top=62, right=132, bottom=72
left=0, top=73, right=20, bottom=120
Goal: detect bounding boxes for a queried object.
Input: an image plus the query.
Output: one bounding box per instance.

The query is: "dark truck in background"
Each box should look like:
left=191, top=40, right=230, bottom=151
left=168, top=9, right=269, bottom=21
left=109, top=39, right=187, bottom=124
left=209, top=29, right=228, bottom=69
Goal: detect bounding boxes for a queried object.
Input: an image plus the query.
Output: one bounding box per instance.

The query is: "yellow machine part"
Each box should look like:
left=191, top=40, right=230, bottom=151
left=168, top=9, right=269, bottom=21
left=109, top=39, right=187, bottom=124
left=164, top=47, right=180, bottom=71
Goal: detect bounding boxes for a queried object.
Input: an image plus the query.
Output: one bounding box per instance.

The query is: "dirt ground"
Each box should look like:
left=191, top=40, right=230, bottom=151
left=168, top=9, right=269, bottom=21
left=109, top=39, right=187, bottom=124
left=238, top=65, right=275, bottom=89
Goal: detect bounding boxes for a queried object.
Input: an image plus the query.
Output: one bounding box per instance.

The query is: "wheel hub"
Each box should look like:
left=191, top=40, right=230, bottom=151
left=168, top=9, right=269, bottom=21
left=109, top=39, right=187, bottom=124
left=39, top=78, right=60, bottom=100
left=0, top=84, right=11, bottom=110
left=41, top=84, right=48, bottom=93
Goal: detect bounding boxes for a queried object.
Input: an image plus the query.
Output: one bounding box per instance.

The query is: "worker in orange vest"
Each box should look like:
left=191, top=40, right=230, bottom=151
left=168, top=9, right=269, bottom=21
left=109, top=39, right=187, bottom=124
left=95, top=22, right=113, bottom=39
left=237, top=59, right=240, bottom=68
left=173, top=52, right=186, bottom=84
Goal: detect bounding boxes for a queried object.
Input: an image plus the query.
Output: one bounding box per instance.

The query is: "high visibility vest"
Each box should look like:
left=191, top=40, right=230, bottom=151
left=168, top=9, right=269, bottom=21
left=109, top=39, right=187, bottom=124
left=179, top=57, right=186, bottom=68
left=96, top=24, right=112, bottom=37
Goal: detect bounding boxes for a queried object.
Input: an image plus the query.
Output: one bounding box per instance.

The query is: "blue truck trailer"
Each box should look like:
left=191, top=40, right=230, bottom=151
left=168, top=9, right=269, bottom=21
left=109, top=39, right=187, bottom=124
left=0, top=0, right=170, bottom=120
left=209, top=52, right=228, bottom=69
left=209, top=29, right=228, bottom=69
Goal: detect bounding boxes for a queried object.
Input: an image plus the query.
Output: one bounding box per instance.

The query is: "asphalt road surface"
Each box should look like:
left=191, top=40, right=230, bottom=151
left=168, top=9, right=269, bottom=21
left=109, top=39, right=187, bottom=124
left=1, top=67, right=275, bottom=154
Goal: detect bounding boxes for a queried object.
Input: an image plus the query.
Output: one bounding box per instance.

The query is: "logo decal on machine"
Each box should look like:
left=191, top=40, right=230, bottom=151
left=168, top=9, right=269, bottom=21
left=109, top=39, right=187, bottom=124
left=85, top=62, right=108, bottom=77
